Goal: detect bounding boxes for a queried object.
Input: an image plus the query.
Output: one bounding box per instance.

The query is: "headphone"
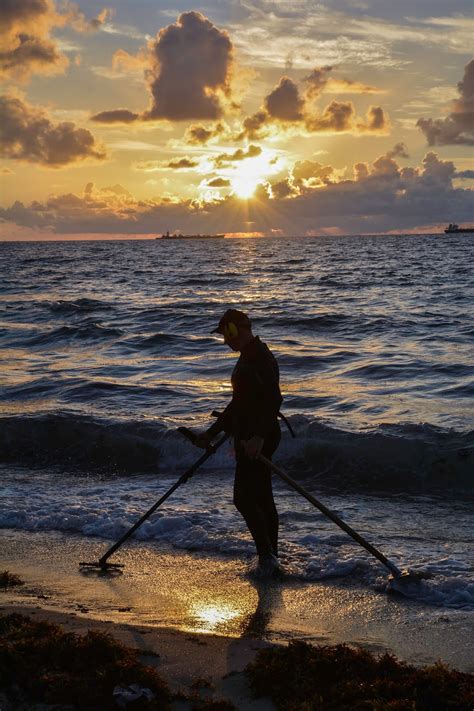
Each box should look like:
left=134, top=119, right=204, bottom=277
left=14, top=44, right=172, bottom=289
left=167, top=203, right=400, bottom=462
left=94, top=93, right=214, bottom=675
left=223, top=322, right=238, bottom=339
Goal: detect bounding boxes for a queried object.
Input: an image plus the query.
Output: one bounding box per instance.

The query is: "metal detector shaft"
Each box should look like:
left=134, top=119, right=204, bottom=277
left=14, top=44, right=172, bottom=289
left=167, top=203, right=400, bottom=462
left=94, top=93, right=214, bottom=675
left=95, top=433, right=230, bottom=567
left=258, top=454, right=403, bottom=577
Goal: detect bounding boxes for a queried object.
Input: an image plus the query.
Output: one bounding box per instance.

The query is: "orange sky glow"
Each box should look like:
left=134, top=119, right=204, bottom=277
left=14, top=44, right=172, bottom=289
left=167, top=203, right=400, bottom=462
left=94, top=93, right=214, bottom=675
left=0, top=1, right=473, bottom=239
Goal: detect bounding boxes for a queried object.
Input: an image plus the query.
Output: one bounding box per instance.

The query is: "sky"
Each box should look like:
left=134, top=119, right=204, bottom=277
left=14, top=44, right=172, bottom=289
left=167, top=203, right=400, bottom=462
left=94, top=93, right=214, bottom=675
left=0, top=0, right=473, bottom=239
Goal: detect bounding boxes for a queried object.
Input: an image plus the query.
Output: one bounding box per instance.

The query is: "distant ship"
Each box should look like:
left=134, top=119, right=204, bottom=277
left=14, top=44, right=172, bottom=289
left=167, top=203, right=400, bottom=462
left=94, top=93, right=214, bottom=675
left=157, top=231, right=226, bottom=240
left=444, top=223, right=474, bottom=234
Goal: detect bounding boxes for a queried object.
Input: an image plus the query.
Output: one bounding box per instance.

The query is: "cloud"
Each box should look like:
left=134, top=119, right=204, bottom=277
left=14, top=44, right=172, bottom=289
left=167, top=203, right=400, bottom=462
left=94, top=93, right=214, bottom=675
left=292, top=160, right=335, bottom=184
left=214, top=144, right=262, bottom=167
left=185, top=122, right=226, bottom=145
left=304, top=66, right=333, bottom=100
left=238, top=69, right=389, bottom=139
left=92, top=12, right=235, bottom=124
left=417, top=60, right=474, bottom=146
left=237, top=110, right=269, bottom=140
left=111, top=47, right=148, bottom=73
left=306, top=100, right=355, bottom=132
left=90, top=109, right=139, bottom=124
left=207, top=177, right=231, bottom=187
left=387, top=142, right=409, bottom=158
left=304, top=69, right=385, bottom=99
left=455, top=169, right=474, bottom=179
left=132, top=157, right=199, bottom=172
left=356, top=105, right=390, bottom=133
left=324, top=78, right=386, bottom=95
left=267, top=149, right=473, bottom=234
left=99, top=183, right=131, bottom=196
left=0, top=93, right=106, bottom=167
left=230, top=8, right=412, bottom=70
left=3, top=151, right=472, bottom=237
left=271, top=158, right=336, bottom=199
left=0, top=0, right=67, bottom=81
left=264, top=77, right=305, bottom=121
left=421, top=151, right=456, bottom=183
left=0, top=0, right=110, bottom=81
left=65, top=6, right=113, bottom=33
left=144, top=12, right=234, bottom=121
left=167, top=157, right=199, bottom=169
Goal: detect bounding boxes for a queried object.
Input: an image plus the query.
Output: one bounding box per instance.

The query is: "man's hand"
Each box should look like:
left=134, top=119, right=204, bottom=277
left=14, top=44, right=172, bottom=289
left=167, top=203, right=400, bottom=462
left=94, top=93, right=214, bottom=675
left=194, top=431, right=213, bottom=450
left=241, top=435, right=264, bottom=459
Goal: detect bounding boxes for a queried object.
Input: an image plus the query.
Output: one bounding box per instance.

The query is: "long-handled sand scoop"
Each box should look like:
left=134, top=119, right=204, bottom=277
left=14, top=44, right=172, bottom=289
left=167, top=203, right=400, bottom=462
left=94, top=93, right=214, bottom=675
left=80, top=431, right=230, bottom=571
left=257, top=454, right=430, bottom=583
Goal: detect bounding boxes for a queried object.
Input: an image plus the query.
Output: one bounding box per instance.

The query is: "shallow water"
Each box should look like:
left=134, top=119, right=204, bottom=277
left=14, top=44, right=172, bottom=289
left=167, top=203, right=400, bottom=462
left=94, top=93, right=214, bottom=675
left=1, top=529, right=473, bottom=672
left=1, top=465, right=473, bottom=611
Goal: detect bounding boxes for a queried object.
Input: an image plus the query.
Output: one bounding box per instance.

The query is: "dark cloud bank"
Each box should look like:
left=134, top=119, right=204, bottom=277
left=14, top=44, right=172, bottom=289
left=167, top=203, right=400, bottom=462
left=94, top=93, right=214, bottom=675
left=2, top=150, right=472, bottom=236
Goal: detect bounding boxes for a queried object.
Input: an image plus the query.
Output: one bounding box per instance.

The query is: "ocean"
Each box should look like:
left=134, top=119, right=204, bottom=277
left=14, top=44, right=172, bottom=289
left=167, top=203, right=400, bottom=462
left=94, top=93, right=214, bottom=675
left=1, top=235, right=473, bottom=612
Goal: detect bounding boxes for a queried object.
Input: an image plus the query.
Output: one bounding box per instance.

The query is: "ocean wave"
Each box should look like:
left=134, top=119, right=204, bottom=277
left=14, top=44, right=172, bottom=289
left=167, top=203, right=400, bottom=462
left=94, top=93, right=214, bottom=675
left=124, top=332, right=183, bottom=350
left=45, top=298, right=114, bottom=315
left=276, top=314, right=352, bottom=330
left=0, top=413, right=166, bottom=473
left=286, top=418, right=473, bottom=492
left=435, top=381, right=474, bottom=398
left=25, top=322, right=123, bottom=346
left=0, top=412, right=472, bottom=491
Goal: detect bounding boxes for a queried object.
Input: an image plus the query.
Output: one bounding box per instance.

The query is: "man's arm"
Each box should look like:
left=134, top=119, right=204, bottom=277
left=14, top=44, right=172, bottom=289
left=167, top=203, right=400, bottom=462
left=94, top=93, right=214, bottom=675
left=194, top=399, right=235, bottom=449
left=206, top=400, right=235, bottom=438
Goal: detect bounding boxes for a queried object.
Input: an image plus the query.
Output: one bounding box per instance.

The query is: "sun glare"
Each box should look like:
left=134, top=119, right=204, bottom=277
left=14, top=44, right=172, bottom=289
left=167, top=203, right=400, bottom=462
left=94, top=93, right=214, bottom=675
left=232, top=177, right=258, bottom=199
left=229, top=151, right=282, bottom=200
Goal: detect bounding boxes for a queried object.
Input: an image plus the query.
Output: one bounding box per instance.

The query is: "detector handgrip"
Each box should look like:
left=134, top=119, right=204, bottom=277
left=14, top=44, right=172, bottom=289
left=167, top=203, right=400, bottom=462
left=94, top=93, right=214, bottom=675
left=178, top=426, right=216, bottom=453
left=177, top=426, right=199, bottom=444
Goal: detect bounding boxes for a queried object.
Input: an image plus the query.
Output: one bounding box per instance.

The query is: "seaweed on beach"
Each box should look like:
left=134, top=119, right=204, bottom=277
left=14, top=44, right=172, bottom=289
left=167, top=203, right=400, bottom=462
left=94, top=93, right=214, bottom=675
left=0, top=570, right=24, bottom=588
left=246, top=640, right=474, bottom=710
left=0, top=613, right=171, bottom=709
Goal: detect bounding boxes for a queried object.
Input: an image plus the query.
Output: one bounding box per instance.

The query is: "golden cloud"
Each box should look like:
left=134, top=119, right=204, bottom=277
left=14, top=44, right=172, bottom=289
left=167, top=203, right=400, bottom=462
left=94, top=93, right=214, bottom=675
left=185, top=122, right=226, bottom=145
left=0, top=93, right=106, bottom=167
left=237, top=67, right=390, bottom=139
left=0, top=0, right=110, bottom=82
left=91, top=12, right=236, bottom=125
left=207, top=177, right=231, bottom=187
left=213, top=144, right=262, bottom=167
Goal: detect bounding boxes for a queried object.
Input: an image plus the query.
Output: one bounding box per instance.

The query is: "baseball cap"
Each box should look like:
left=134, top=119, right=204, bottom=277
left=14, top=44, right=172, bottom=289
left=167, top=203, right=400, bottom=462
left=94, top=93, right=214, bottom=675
left=211, top=308, right=251, bottom=334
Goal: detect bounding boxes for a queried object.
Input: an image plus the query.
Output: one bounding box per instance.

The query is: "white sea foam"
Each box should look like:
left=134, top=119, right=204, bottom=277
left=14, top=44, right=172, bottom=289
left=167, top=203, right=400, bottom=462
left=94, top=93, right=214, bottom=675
left=1, top=465, right=472, bottom=610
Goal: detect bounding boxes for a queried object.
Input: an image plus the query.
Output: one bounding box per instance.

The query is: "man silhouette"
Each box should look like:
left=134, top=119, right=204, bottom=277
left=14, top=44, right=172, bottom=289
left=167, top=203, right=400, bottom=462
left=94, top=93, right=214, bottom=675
left=196, top=309, right=282, bottom=576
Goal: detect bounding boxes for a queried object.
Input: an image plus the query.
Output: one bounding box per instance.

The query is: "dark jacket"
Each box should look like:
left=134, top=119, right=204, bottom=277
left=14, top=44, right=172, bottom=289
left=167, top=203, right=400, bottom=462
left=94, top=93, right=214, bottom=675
left=208, top=336, right=282, bottom=443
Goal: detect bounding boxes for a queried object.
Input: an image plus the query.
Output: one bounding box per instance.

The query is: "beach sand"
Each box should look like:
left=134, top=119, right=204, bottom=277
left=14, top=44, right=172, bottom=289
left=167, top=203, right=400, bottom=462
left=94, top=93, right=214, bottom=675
left=1, top=528, right=473, bottom=707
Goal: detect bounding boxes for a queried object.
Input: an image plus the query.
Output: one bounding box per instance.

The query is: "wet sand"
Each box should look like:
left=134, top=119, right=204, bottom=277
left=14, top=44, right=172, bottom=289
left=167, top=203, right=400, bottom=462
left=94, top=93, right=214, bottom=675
left=1, top=528, right=473, bottom=700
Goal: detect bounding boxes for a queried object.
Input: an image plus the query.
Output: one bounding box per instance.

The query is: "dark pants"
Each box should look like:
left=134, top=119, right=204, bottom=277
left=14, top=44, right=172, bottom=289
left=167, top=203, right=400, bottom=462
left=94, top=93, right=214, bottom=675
left=233, top=425, right=281, bottom=557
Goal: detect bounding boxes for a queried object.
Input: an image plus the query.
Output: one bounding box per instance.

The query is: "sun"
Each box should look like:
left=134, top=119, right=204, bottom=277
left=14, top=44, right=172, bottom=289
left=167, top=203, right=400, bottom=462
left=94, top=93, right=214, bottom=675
left=231, top=176, right=258, bottom=199
left=229, top=150, right=282, bottom=200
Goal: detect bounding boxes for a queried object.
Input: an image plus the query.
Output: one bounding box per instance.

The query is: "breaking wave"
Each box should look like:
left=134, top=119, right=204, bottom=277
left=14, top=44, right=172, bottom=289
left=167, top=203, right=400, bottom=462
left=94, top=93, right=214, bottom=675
left=0, top=412, right=472, bottom=491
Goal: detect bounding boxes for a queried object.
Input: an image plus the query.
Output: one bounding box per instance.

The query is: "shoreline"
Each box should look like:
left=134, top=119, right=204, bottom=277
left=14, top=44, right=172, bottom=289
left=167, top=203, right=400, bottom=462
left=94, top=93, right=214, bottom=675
left=1, top=529, right=473, bottom=675
left=3, top=604, right=472, bottom=711
left=0, top=603, right=276, bottom=708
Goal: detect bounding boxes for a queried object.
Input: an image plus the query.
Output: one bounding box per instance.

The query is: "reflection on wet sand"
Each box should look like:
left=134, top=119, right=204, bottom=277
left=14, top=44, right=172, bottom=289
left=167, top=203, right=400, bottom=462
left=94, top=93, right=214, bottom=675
left=182, top=576, right=284, bottom=638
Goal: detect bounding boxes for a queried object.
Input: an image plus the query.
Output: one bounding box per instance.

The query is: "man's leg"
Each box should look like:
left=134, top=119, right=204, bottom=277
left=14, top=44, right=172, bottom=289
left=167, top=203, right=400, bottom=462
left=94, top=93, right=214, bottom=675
left=234, top=457, right=274, bottom=556
left=233, top=426, right=281, bottom=557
